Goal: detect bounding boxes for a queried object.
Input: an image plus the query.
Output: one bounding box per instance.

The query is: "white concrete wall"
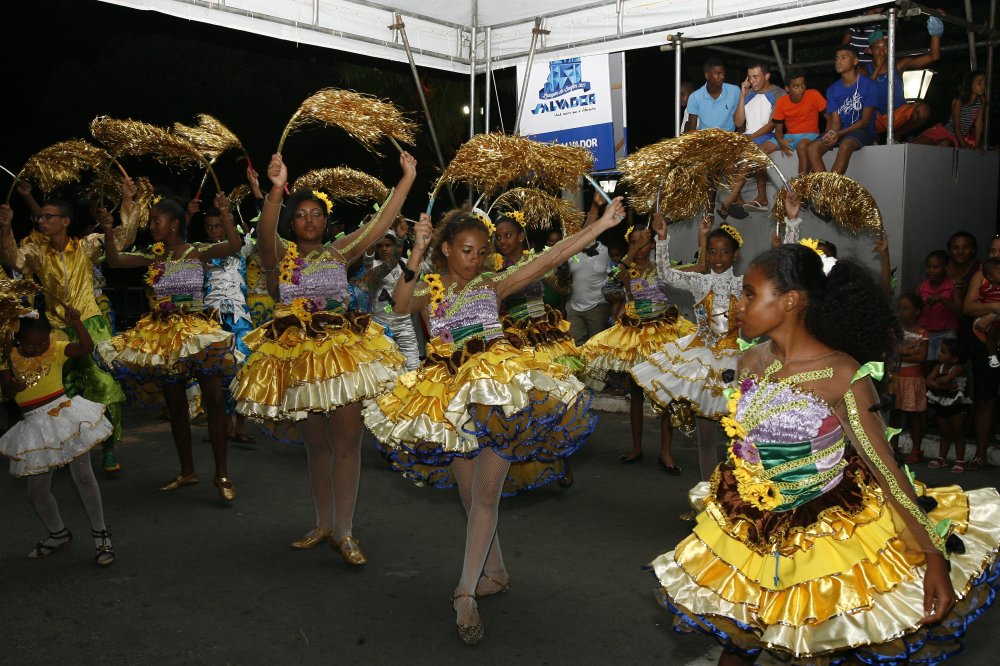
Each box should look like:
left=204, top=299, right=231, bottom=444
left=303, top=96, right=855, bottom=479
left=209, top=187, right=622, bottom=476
left=660, top=144, right=998, bottom=316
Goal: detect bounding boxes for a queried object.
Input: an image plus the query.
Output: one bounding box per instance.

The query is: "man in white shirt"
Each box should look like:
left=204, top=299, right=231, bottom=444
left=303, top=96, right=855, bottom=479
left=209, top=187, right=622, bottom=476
left=567, top=194, right=612, bottom=344
left=718, top=61, right=785, bottom=219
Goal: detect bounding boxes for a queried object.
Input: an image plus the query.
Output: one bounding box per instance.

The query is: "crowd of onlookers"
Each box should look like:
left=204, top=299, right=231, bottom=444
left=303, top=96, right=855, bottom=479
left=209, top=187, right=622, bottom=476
left=678, top=10, right=987, bottom=223
left=879, top=231, right=1000, bottom=473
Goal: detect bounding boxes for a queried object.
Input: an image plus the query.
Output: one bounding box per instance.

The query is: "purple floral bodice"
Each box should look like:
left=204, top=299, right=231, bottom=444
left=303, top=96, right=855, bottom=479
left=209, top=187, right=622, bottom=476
left=429, top=284, right=504, bottom=346
left=278, top=247, right=349, bottom=307
left=729, top=370, right=847, bottom=511
left=627, top=270, right=668, bottom=304
left=624, top=268, right=671, bottom=320
left=152, top=256, right=204, bottom=307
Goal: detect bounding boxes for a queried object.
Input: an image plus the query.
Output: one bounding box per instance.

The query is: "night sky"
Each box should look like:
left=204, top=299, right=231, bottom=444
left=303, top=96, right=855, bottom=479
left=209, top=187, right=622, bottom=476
left=3, top=0, right=990, bottom=240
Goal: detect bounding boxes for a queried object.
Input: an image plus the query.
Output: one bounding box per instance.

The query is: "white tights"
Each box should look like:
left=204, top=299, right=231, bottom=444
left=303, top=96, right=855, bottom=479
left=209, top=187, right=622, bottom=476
left=298, top=404, right=364, bottom=541
left=27, top=453, right=107, bottom=546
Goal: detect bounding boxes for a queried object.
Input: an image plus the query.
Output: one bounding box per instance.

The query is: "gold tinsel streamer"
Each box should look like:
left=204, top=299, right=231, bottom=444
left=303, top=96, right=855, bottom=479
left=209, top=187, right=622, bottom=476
left=277, top=88, right=418, bottom=155
left=490, top=187, right=586, bottom=236
left=435, top=133, right=594, bottom=198
left=90, top=116, right=220, bottom=191
left=0, top=278, right=40, bottom=385
left=172, top=114, right=247, bottom=163
left=291, top=167, right=389, bottom=204
left=770, top=172, right=882, bottom=234
left=227, top=184, right=251, bottom=213
left=15, top=140, right=111, bottom=198
left=620, top=129, right=771, bottom=219
left=83, top=174, right=155, bottom=228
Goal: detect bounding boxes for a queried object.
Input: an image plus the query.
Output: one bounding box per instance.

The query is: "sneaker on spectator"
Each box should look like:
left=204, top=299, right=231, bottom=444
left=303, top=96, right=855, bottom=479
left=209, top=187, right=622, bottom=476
left=989, top=354, right=1000, bottom=368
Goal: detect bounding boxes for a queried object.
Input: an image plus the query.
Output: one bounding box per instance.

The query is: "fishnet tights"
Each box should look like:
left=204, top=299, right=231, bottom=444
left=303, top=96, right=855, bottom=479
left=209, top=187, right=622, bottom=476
left=299, top=403, right=364, bottom=541
left=451, top=449, right=512, bottom=624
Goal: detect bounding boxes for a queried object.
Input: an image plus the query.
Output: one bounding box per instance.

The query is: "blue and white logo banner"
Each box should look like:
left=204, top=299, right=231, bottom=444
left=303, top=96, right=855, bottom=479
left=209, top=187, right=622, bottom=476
left=517, top=53, right=623, bottom=171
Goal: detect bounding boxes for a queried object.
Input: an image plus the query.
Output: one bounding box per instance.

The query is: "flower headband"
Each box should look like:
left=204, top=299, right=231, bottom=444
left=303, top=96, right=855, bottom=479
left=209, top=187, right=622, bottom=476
left=471, top=208, right=495, bottom=236
left=505, top=210, right=526, bottom=229
left=800, top=238, right=838, bottom=276
left=312, top=190, right=333, bottom=214
left=150, top=195, right=162, bottom=208
left=719, top=224, right=744, bottom=248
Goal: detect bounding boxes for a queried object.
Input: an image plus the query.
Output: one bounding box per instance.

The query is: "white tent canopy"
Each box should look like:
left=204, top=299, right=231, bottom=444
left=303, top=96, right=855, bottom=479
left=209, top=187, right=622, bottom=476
left=99, top=0, right=883, bottom=74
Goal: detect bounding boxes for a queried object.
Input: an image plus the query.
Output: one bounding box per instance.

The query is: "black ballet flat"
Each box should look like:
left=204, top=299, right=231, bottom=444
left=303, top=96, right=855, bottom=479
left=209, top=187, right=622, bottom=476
left=660, top=461, right=682, bottom=476
left=619, top=453, right=644, bottom=465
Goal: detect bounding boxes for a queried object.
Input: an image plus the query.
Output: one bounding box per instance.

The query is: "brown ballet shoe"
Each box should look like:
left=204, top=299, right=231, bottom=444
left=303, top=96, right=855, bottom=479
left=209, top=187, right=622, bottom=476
left=159, top=472, right=199, bottom=491
left=329, top=535, right=367, bottom=565
left=475, top=573, right=510, bottom=597
left=214, top=477, right=236, bottom=502
left=291, top=528, right=332, bottom=550
left=452, top=594, right=484, bottom=645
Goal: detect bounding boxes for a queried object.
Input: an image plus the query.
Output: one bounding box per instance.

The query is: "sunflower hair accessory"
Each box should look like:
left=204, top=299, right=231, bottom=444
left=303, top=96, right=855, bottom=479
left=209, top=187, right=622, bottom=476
left=505, top=210, right=526, bottom=229
left=719, top=224, right=744, bottom=248
left=471, top=208, right=495, bottom=236
left=150, top=195, right=162, bottom=208
left=311, top=190, right=333, bottom=214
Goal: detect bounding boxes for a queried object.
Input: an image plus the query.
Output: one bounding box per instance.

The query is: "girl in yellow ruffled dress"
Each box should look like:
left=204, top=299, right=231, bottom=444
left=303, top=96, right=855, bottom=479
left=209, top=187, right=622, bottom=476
left=580, top=223, right=697, bottom=473
left=493, top=211, right=583, bottom=488
left=230, top=152, right=415, bottom=565
left=649, top=243, right=1000, bottom=665
left=96, top=193, right=242, bottom=501
left=364, top=200, right=626, bottom=644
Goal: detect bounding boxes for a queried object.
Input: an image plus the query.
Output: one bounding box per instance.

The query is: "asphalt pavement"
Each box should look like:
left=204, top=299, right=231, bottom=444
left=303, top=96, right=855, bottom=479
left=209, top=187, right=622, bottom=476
left=2, top=406, right=999, bottom=665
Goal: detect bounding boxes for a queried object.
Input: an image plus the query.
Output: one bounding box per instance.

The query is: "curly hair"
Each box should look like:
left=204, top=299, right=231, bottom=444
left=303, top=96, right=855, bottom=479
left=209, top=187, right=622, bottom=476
left=899, top=291, right=923, bottom=312
left=150, top=199, right=189, bottom=240
left=749, top=244, right=899, bottom=365
left=278, top=190, right=335, bottom=244
left=939, top=337, right=968, bottom=363
left=430, top=211, right=490, bottom=272
left=959, top=70, right=986, bottom=101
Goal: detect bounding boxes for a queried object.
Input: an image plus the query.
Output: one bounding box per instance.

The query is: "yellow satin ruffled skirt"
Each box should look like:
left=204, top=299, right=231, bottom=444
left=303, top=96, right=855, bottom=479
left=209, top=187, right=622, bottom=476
left=232, top=310, right=405, bottom=421
left=650, top=472, right=1000, bottom=661
left=363, top=337, right=593, bottom=496
left=580, top=313, right=695, bottom=388
left=95, top=309, right=237, bottom=407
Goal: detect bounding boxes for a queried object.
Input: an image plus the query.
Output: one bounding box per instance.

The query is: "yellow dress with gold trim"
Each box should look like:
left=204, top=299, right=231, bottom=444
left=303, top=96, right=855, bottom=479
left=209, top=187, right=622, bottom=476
left=580, top=263, right=694, bottom=390
left=363, top=274, right=595, bottom=496
left=231, top=243, right=404, bottom=427
left=95, top=246, right=237, bottom=406
left=631, top=236, right=743, bottom=420
left=649, top=342, right=1000, bottom=663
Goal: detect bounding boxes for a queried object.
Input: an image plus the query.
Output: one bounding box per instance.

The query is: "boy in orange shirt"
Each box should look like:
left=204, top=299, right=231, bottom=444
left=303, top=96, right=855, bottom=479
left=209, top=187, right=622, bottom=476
left=764, top=70, right=827, bottom=174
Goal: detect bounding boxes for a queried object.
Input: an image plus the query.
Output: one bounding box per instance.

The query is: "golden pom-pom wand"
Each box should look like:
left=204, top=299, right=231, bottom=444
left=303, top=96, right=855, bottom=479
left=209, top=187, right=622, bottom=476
left=90, top=116, right=221, bottom=204
left=174, top=114, right=251, bottom=200
left=426, top=133, right=593, bottom=215
left=4, top=140, right=112, bottom=204
left=770, top=172, right=882, bottom=235
left=276, top=88, right=417, bottom=156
